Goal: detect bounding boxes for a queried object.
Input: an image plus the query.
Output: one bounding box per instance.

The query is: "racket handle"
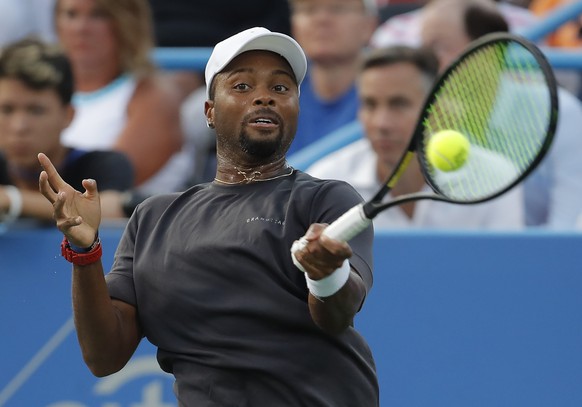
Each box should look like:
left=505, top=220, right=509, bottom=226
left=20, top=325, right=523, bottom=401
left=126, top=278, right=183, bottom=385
left=323, top=203, right=372, bottom=242
left=291, top=204, right=372, bottom=273
left=291, top=204, right=371, bottom=273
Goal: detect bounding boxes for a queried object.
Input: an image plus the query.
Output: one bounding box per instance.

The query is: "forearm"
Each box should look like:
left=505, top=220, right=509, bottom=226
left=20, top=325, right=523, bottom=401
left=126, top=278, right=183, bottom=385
left=71, top=261, right=140, bottom=376
left=1, top=187, right=70, bottom=221
left=37, top=153, right=139, bottom=374
left=308, top=270, right=366, bottom=335
left=20, top=190, right=58, bottom=220
left=293, top=223, right=370, bottom=334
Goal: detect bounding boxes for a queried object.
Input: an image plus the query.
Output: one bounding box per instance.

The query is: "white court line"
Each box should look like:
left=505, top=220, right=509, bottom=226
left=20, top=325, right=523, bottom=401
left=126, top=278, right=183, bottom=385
left=0, top=316, right=75, bottom=406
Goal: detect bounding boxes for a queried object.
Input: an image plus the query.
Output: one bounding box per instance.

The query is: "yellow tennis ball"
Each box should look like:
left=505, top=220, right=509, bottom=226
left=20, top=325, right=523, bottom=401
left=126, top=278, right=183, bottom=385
left=427, top=130, right=470, bottom=172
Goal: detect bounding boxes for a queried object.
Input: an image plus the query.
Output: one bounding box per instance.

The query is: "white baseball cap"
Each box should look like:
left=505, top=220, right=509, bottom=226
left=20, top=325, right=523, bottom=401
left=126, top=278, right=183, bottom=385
left=205, top=27, right=307, bottom=99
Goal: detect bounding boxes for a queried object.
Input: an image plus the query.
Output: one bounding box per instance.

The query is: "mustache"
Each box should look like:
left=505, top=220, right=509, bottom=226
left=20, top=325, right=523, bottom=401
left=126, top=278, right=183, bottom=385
left=242, top=108, right=283, bottom=125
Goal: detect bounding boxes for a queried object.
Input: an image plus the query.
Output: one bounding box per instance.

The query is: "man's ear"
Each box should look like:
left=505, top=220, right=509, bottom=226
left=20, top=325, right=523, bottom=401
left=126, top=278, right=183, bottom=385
left=204, top=100, right=215, bottom=129
left=63, top=104, right=75, bottom=129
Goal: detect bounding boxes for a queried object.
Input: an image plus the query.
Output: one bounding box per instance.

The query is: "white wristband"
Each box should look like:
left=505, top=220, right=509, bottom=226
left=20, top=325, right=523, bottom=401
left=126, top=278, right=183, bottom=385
left=2, top=185, right=23, bottom=223
left=305, top=259, right=351, bottom=298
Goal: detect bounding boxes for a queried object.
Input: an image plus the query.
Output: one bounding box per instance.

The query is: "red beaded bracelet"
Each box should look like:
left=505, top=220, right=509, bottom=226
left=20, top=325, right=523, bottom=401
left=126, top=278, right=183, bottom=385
left=61, top=236, right=102, bottom=266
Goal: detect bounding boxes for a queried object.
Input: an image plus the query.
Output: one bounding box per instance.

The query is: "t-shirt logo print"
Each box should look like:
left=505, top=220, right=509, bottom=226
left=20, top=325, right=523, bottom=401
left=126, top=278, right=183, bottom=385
left=246, top=216, right=285, bottom=226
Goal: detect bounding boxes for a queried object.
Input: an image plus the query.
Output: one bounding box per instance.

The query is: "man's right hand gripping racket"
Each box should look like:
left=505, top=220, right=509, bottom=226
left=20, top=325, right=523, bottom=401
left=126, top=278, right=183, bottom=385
left=292, top=32, right=558, bottom=259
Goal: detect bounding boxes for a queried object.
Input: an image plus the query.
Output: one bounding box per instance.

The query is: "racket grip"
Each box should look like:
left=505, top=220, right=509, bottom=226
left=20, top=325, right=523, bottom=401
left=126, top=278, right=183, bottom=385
left=290, top=204, right=371, bottom=273
left=322, top=203, right=372, bottom=242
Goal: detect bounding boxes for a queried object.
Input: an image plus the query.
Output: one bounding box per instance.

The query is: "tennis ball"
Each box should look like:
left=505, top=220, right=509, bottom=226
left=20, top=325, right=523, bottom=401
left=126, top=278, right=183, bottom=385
left=426, top=130, right=470, bottom=172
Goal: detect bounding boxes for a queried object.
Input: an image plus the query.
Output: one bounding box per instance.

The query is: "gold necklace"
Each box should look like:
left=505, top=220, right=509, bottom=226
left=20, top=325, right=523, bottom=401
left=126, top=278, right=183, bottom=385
left=214, top=167, right=294, bottom=185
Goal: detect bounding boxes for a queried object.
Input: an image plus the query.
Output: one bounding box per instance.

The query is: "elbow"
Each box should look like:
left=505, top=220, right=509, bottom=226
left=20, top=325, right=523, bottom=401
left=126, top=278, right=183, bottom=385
left=86, top=363, right=118, bottom=378
left=83, top=353, right=126, bottom=378
left=89, top=366, right=116, bottom=378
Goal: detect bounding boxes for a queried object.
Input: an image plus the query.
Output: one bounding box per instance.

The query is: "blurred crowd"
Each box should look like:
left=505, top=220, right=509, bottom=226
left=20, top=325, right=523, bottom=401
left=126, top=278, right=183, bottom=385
left=1, top=0, right=581, bottom=230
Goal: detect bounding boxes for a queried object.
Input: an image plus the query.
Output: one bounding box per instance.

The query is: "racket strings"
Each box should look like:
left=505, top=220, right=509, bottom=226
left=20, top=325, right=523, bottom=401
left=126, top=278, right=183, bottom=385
left=425, top=47, right=504, bottom=198
left=494, top=44, right=550, bottom=171
left=420, top=39, right=553, bottom=202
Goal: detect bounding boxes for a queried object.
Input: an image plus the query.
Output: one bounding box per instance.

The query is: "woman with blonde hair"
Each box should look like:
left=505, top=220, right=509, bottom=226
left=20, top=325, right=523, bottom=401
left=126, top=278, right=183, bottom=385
left=56, top=0, right=191, bottom=194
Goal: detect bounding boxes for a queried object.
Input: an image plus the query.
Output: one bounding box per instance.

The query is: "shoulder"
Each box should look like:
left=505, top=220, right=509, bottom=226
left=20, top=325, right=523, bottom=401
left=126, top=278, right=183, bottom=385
left=554, top=87, right=582, bottom=142
left=129, top=73, right=184, bottom=110
left=133, top=189, right=189, bottom=223
left=293, top=170, right=365, bottom=205
left=557, top=86, right=582, bottom=112
left=137, top=183, right=211, bottom=212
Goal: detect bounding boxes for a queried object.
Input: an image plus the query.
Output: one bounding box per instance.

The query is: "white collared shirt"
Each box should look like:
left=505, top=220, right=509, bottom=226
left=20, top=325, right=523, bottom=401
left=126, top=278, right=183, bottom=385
left=306, top=138, right=524, bottom=230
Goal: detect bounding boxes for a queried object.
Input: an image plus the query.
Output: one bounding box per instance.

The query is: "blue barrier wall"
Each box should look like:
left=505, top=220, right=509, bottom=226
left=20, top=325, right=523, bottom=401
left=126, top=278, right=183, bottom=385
left=1, top=226, right=581, bottom=406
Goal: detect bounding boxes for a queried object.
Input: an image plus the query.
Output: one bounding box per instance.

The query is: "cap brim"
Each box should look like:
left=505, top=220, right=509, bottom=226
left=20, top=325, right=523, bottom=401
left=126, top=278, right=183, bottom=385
left=205, top=30, right=307, bottom=99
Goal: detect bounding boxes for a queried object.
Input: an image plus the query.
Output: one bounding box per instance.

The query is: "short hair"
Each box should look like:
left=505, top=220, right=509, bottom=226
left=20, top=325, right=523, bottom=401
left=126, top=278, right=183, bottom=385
left=465, top=1, right=509, bottom=40
left=359, top=45, right=440, bottom=85
left=0, top=38, right=74, bottom=105
left=288, top=0, right=378, bottom=16
left=55, top=0, right=156, bottom=76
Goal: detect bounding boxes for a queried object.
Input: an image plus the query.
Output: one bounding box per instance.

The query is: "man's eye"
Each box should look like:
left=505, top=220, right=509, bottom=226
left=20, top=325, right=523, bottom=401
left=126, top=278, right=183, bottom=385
left=391, top=99, right=409, bottom=109
left=273, top=85, right=289, bottom=92
left=234, top=83, right=250, bottom=91
left=0, top=105, right=14, bottom=115
left=29, top=106, right=47, bottom=115
left=362, top=100, right=376, bottom=111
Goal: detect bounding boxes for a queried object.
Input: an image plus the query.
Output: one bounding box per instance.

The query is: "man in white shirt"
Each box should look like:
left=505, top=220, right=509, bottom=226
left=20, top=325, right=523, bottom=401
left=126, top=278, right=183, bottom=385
left=418, top=0, right=582, bottom=228
left=307, top=45, right=523, bottom=229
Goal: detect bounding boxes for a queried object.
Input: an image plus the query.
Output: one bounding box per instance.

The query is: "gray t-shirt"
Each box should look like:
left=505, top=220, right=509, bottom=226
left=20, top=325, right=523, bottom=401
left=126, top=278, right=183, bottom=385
left=106, top=170, right=378, bottom=406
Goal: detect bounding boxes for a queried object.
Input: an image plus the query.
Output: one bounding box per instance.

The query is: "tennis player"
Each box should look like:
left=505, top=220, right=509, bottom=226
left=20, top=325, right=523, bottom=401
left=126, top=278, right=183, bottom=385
left=39, top=27, right=378, bottom=406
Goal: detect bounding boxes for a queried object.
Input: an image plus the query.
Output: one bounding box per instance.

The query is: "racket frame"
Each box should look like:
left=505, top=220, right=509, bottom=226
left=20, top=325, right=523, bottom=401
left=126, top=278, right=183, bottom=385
left=363, top=32, right=559, bottom=220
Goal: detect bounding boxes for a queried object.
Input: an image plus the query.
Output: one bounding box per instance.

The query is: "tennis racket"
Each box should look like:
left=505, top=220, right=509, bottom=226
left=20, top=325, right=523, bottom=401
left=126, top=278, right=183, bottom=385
left=293, top=32, right=558, bottom=251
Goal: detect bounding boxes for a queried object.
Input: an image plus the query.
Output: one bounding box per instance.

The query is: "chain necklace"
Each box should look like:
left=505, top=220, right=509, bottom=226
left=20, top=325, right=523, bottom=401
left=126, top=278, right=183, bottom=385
left=214, top=166, right=294, bottom=185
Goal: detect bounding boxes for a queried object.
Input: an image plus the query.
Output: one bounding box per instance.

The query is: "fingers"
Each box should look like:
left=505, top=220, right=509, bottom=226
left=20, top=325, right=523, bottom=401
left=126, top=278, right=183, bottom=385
left=293, top=223, right=352, bottom=276
left=39, top=171, right=58, bottom=204
left=81, top=178, right=99, bottom=198
left=53, top=191, right=82, bottom=230
left=303, top=224, right=325, bottom=242
left=319, top=232, right=352, bottom=258
left=37, top=153, right=67, bottom=190
left=302, top=224, right=352, bottom=258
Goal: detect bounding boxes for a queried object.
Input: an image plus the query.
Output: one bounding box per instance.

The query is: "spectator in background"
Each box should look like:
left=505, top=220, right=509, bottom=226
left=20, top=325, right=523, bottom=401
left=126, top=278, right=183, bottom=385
left=0, top=38, right=132, bottom=225
left=287, top=0, right=378, bottom=156
left=370, top=0, right=537, bottom=48
left=55, top=0, right=192, bottom=195
left=419, top=0, right=582, bottom=228
left=147, top=0, right=294, bottom=102
left=149, top=0, right=292, bottom=47
left=307, top=45, right=523, bottom=229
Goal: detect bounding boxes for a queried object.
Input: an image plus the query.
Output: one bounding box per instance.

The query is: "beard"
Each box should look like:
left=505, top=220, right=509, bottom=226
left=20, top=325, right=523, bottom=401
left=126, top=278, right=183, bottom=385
left=239, top=127, right=288, bottom=159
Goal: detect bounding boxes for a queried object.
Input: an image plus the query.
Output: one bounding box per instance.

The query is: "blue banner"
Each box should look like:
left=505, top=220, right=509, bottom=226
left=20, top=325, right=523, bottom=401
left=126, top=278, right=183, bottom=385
left=1, top=226, right=582, bottom=406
